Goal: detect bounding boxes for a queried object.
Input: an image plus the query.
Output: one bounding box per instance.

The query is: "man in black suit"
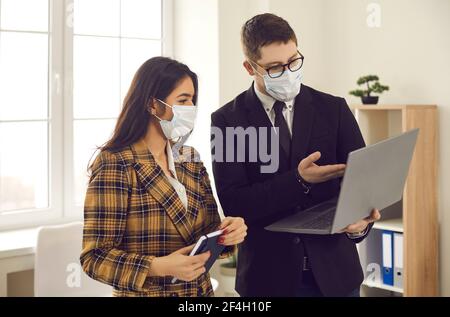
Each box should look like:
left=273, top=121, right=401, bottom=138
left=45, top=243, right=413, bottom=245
left=210, top=13, right=381, bottom=297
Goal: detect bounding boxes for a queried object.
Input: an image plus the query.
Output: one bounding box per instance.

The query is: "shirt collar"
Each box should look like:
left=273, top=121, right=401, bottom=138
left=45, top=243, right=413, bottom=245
left=166, top=141, right=178, bottom=180
left=254, top=84, right=295, bottom=113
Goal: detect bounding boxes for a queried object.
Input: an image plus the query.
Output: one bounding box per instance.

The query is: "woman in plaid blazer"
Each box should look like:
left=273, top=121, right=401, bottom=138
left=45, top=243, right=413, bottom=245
left=80, top=57, right=247, bottom=297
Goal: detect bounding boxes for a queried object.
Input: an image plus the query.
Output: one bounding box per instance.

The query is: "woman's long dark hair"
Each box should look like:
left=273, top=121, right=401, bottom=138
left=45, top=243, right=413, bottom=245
left=88, top=56, right=198, bottom=171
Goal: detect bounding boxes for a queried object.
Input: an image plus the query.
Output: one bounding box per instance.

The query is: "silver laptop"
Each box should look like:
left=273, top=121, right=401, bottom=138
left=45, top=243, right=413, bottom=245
left=265, top=129, right=419, bottom=235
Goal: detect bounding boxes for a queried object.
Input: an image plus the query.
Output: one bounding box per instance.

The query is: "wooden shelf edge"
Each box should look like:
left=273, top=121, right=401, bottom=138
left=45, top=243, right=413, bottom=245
left=362, top=280, right=404, bottom=293
left=350, top=104, right=436, bottom=111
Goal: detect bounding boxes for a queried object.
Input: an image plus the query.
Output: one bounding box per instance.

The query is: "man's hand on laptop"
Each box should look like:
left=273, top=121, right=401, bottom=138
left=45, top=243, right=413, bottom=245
left=338, top=209, right=381, bottom=234
left=298, top=151, right=381, bottom=234
left=298, top=151, right=346, bottom=183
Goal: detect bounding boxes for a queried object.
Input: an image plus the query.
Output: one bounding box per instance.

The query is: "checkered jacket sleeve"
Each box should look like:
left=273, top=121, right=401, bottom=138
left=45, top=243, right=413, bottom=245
left=80, top=151, right=155, bottom=292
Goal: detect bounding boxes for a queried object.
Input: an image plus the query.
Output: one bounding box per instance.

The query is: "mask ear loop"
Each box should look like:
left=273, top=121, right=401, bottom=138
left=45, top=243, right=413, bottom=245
left=156, top=98, right=173, bottom=109
left=249, top=60, right=271, bottom=79
left=148, top=98, right=173, bottom=121
left=248, top=61, right=261, bottom=77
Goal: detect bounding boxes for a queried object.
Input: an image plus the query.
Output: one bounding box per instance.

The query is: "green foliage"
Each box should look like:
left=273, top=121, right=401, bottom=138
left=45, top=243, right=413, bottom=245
left=348, top=89, right=365, bottom=97
left=371, top=81, right=390, bottom=94
left=357, top=75, right=379, bottom=85
left=349, top=74, right=389, bottom=97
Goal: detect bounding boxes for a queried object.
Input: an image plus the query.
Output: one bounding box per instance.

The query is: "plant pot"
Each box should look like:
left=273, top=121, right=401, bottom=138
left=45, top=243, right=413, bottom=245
left=361, top=96, right=379, bottom=105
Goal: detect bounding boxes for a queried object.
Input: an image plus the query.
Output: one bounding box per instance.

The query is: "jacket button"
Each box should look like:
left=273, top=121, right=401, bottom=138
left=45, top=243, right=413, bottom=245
left=197, top=287, right=203, bottom=296
left=293, top=236, right=301, bottom=244
left=171, top=292, right=178, bottom=297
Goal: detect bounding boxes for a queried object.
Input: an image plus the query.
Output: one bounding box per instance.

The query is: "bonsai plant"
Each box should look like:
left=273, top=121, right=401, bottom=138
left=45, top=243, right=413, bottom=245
left=349, top=75, right=389, bottom=105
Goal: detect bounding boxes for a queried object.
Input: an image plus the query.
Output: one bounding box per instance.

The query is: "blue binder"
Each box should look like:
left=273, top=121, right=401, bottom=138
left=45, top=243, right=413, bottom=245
left=382, top=230, right=394, bottom=286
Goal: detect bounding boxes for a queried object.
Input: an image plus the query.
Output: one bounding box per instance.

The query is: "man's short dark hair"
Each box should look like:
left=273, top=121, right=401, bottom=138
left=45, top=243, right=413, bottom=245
left=241, top=13, right=298, bottom=61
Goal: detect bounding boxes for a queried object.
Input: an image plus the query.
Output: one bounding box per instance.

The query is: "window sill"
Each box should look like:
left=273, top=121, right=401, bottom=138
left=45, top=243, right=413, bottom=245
left=0, top=227, right=38, bottom=260
left=0, top=216, right=82, bottom=259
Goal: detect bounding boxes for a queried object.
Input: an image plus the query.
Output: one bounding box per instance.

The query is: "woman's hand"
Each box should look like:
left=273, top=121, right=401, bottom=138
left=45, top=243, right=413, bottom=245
left=217, top=217, right=247, bottom=246
left=150, top=244, right=211, bottom=281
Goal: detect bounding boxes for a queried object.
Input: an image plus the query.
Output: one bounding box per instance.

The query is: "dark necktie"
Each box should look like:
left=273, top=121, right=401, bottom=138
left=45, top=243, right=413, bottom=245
left=273, top=100, right=291, bottom=158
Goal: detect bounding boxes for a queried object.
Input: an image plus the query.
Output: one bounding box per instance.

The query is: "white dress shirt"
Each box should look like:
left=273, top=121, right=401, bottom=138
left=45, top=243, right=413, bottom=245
left=165, top=142, right=188, bottom=210
left=254, top=84, right=295, bottom=137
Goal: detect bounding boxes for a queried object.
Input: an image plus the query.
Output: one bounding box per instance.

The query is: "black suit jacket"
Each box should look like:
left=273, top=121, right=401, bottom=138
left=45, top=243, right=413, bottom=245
left=210, top=84, right=370, bottom=297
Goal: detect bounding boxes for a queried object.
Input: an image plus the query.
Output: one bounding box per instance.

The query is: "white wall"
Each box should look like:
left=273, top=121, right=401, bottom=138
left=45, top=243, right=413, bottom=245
left=172, top=0, right=220, bottom=178
left=173, top=0, right=450, bottom=295
left=217, top=0, right=270, bottom=105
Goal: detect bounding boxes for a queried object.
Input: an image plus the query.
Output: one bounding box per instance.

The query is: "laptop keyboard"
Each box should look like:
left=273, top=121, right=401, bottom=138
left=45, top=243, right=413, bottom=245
left=296, top=210, right=334, bottom=229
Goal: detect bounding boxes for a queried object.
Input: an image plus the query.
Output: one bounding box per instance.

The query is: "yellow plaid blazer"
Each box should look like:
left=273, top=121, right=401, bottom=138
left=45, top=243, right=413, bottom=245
left=80, top=139, right=235, bottom=297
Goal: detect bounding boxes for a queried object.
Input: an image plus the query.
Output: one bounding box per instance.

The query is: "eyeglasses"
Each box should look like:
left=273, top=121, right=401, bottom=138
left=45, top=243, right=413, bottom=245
left=251, top=51, right=305, bottom=78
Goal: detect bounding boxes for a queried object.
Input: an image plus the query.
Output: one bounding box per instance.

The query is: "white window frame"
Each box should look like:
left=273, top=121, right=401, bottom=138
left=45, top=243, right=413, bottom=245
left=0, top=0, right=173, bottom=230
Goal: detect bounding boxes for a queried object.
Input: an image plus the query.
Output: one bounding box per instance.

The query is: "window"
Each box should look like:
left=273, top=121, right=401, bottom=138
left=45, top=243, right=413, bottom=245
left=0, top=0, right=172, bottom=229
left=0, top=0, right=50, bottom=219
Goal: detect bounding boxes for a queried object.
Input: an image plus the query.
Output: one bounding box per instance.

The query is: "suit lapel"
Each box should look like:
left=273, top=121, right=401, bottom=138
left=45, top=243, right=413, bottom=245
left=244, top=84, right=274, bottom=130
left=130, top=139, right=196, bottom=245
left=290, top=84, right=315, bottom=168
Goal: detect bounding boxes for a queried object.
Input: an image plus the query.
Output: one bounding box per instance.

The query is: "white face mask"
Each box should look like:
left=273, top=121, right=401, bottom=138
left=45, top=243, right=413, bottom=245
left=153, top=99, right=197, bottom=142
left=253, top=64, right=303, bottom=102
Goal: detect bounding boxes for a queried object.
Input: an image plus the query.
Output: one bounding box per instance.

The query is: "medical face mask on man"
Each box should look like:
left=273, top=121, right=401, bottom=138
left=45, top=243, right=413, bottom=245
left=252, top=63, right=303, bottom=102
left=152, top=99, right=197, bottom=142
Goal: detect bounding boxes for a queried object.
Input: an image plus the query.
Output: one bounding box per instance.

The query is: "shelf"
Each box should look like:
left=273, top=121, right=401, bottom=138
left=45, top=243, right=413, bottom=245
left=362, top=280, right=404, bottom=294
left=372, top=218, right=403, bottom=233
left=351, top=104, right=436, bottom=111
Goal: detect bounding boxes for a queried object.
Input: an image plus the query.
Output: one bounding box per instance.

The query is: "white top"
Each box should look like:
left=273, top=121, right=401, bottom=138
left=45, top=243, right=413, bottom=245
left=165, top=142, right=188, bottom=210
left=254, top=84, right=296, bottom=137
